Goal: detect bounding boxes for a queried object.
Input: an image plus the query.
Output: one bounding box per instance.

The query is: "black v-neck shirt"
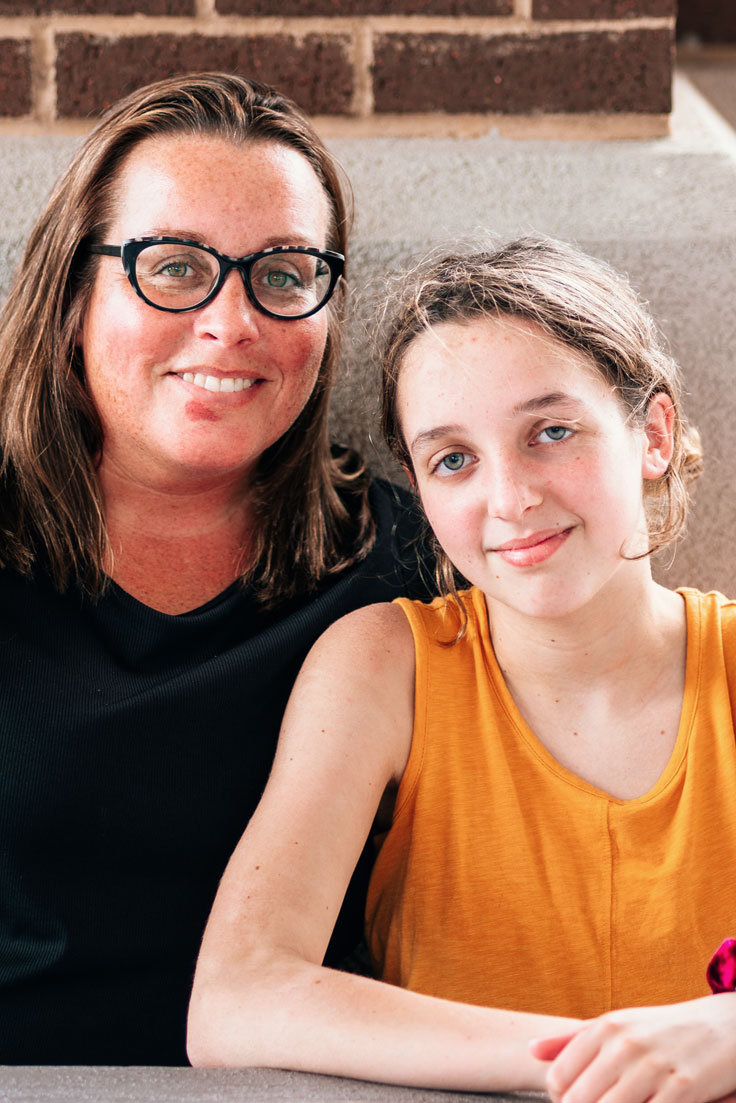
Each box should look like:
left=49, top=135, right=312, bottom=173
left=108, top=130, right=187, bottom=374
left=0, top=479, right=433, bottom=1064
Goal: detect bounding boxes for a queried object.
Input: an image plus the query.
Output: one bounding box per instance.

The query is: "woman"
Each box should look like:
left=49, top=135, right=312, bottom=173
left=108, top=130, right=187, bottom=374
left=189, top=239, right=736, bottom=1103
left=0, top=73, right=432, bottom=1065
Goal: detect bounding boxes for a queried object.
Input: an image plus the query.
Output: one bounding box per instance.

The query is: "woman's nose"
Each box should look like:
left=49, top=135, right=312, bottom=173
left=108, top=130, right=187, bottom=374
left=192, top=269, right=261, bottom=345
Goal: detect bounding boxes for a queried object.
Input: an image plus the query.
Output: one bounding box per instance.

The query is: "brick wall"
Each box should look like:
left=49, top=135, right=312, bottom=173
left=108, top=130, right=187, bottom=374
left=0, top=0, right=675, bottom=136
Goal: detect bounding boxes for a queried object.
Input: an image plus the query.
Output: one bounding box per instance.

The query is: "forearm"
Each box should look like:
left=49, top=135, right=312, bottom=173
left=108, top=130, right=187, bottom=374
left=188, top=953, right=579, bottom=1092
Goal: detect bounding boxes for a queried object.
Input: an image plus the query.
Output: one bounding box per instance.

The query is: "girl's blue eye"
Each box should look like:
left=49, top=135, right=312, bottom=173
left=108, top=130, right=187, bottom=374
left=538, top=425, right=572, bottom=443
left=437, top=451, right=469, bottom=474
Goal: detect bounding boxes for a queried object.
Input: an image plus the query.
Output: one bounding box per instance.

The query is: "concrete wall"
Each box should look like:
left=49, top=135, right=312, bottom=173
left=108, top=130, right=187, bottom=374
left=0, top=74, right=734, bottom=596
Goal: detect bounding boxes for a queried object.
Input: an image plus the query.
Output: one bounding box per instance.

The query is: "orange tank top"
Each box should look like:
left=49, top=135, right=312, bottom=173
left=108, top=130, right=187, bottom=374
left=366, top=587, right=736, bottom=1018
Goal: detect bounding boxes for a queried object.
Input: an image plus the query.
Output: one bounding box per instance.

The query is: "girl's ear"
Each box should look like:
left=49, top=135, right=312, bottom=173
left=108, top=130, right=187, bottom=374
left=402, top=462, right=416, bottom=489
left=641, top=392, right=675, bottom=480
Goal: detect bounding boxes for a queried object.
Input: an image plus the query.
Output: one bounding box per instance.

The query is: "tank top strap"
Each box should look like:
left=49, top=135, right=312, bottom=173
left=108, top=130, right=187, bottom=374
left=711, top=590, right=736, bottom=717
left=391, top=589, right=489, bottom=814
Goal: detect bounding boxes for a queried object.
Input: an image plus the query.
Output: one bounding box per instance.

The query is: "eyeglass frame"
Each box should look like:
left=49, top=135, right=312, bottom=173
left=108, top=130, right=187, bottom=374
left=88, top=236, right=345, bottom=320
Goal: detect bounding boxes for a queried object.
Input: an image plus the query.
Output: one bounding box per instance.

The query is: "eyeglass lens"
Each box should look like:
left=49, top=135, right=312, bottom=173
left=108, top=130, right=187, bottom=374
left=133, top=243, right=333, bottom=315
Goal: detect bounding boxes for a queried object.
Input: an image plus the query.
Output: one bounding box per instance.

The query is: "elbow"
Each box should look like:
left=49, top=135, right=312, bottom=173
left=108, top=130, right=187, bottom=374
left=187, top=954, right=298, bottom=1068
left=186, top=970, right=262, bottom=1068
left=186, top=982, right=231, bottom=1067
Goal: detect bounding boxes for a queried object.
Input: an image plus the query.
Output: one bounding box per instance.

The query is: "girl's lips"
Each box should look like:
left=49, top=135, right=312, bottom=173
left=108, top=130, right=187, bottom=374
left=491, top=528, right=572, bottom=567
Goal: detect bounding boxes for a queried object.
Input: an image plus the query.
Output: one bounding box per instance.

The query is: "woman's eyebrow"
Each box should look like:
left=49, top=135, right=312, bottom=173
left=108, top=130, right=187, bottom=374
left=142, top=227, right=206, bottom=242
left=135, top=231, right=320, bottom=252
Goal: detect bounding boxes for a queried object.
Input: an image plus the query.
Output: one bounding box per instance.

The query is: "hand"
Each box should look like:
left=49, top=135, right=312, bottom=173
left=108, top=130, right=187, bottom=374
left=529, top=994, right=736, bottom=1103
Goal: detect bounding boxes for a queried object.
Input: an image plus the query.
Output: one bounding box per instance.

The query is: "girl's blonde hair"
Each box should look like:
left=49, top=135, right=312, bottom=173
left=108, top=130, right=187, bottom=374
left=381, top=237, right=702, bottom=604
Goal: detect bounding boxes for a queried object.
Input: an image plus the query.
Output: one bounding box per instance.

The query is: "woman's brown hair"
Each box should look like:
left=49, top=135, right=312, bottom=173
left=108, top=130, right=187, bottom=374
left=0, top=71, right=373, bottom=604
left=381, top=237, right=703, bottom=607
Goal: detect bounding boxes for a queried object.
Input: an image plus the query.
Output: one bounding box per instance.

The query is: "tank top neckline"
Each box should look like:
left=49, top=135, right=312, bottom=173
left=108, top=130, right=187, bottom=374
left=467, top=585, right=698, bottom=808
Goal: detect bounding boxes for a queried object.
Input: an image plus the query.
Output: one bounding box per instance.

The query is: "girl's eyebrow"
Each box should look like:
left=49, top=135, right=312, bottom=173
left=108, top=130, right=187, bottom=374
left=410, top=394, right=588, bottom=453
left=409, top=425, right=464, bottom=455
left=512, top=392, right=588, bottom=415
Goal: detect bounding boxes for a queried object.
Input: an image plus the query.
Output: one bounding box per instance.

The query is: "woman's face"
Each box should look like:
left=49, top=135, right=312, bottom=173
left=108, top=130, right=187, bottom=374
left=397, top=315, right=672, bottom=622
left=78, top=134, right=332, bottom=491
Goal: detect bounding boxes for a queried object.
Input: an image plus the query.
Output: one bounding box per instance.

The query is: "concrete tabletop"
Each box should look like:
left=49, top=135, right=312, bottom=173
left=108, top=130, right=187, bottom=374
left=0, top=1066, right=544, bottom=1102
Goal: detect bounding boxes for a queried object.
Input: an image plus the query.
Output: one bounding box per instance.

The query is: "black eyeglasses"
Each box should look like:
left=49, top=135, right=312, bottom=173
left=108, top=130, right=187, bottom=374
left=89, top=236, right=344, bottom=320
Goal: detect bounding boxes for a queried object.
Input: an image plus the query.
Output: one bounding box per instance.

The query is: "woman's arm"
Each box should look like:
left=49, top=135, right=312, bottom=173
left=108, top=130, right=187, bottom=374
left=187, top=601, right=578, bottom=1091
left=531, top=995, right=736, bottom=1103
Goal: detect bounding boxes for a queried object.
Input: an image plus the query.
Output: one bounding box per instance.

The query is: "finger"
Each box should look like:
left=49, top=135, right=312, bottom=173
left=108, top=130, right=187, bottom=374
left=530, top=1032, right=582, bottom=1061
left=546, top=1024, right=612, bottom=1099
left=561, top=1050, right=661, bottom=1103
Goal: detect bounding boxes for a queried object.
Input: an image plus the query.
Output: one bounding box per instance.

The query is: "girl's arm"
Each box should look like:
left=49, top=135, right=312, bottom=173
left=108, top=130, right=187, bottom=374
left=187, top=601, right=578, bottom=1091
left=531, top=995, right=736, bottom=1103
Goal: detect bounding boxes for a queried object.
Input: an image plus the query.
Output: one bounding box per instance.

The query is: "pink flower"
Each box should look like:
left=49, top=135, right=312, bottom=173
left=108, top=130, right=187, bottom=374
left=707, top=939, right=736, bottom=994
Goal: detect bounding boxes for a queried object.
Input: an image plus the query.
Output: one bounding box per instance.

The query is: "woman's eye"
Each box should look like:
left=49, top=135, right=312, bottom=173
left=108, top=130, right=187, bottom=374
left=537, top=425, right=572, bottom=444
left=436, top=451, right=472, bottom=475
left=149, top=255, right=201, bottom=281
left=161, top=260, right=191, bottom=278
left=264, top=269, right=299, bottom=289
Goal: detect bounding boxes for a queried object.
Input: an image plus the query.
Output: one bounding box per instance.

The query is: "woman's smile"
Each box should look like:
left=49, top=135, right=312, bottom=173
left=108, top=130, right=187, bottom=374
left=178, top=371, right=258, bottom=394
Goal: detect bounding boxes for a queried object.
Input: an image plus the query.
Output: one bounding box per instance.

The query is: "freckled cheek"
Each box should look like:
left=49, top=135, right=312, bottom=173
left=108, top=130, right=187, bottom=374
left=549, top=465, right=594, bottom=504
left=421, top=493, right=480, bottom=558
left=84, top=348, right=155, bottom=410
left=96, top=268, right=192, bottom=332
left=279, top=327, right=326, bottom=403
left=82, top=311, right=182, bottom=396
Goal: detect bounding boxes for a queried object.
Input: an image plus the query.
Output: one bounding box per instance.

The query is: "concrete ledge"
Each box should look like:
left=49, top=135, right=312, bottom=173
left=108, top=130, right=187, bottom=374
left=0, top=1066, right=544, bottom=1102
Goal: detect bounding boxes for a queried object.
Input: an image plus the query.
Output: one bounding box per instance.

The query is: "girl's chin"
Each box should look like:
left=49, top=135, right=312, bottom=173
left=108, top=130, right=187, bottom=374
left=484, top=585, right=598, bottom=622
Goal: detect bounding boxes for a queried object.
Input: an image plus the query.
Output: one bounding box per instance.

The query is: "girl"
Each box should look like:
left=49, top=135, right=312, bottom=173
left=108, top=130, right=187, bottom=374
left=188, top=238, right=736, bottom=1103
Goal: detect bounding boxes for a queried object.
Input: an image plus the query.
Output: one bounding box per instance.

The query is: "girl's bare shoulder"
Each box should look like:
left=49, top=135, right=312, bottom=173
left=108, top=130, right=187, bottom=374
left=289, top=602, right=416, bottom=779
left=309, top=600, right=415, bottom=671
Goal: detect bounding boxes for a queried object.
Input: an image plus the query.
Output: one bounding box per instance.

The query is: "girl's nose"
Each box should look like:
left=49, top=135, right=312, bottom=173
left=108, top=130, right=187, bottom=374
left=486, top=456, right=543, bottom=521
left=192, top=269, right=260, bottom=345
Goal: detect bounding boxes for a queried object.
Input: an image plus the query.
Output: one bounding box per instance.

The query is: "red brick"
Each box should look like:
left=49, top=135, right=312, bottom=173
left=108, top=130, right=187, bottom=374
left=0, top=38, right=31, bottom=116
left=55, top=33, right=353, bottom=118
left=217, top=0, right=511, bottom=13
left=533, top=0, right=674, bottom=16
left=373, top=28, right=672, bottom=113
left=677, top=0, right=736, bottom=43
left=0, top=0, right=192, bottom=11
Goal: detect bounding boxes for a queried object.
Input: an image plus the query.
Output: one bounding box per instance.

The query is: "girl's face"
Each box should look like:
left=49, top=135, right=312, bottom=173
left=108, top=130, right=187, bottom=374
left=396, top=315, right=673, bottom=622
left=78, top=134, right=331, bottom=492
